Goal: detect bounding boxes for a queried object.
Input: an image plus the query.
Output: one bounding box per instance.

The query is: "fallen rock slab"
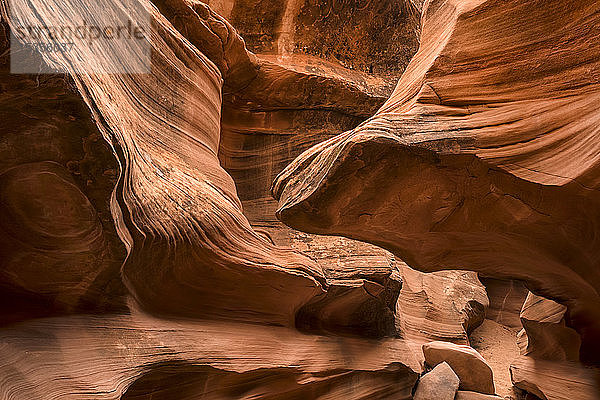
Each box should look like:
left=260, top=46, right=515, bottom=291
left=423, top=341, right=495, bottom=394
left=414, top=362, right=460, bottom=400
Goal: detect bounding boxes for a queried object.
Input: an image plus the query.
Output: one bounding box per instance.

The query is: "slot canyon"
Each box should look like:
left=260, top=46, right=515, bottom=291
left=0, top=0, right=599, bottom=398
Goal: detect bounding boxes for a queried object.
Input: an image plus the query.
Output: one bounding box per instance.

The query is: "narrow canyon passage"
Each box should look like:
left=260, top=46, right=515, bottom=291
left=0, top=0, right=599, bottom=399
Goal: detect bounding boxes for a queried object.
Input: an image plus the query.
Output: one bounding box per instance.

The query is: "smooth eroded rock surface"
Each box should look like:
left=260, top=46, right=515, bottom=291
left=510, top=356, right=600, bottom=400
left=1, top=0, right=598, bottom=399
left=3, top=0, right=330, bottom=326
left=273, top=0, right=600, bottom=362
left=0, top=312, right=422, bottom=399
left=396, top=263, right=488, bottom=344
left=480, top=277, right=529, bottom=330
left=517, top=292, right=581, bottom=362
left=0, top=162, right=119, bottom=313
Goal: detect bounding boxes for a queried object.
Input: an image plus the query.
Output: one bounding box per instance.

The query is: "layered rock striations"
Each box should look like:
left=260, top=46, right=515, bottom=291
left=0, top=1, right=426, bottom=395
left=517, top=292, right=581, bottom=362
left=395, top=263, right=488, bottom=344
left=0, top=313, right=422, bottom=400
left=0, top=162, right=117, bottom=312
left=273, top=0, right=600, bottom=362
left=3, top=0, right=332, bottom=326
left=0, top=0, right=599, bottom=398
left=0, top=31, right=127, bottom=320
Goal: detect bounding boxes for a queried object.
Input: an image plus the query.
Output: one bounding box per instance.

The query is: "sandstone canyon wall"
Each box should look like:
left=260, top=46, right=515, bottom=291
left=0, top=0, right=599, bottom=399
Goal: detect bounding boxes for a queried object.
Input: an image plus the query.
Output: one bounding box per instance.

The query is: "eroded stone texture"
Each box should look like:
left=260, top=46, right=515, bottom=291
left=517, top=292, right=581, bottom=362
left=206, top=0, right=421, bottom=81
left=0, top=28, right=127, bottom=320
left=510, top=356, right=600, bottom=400
left=0, top=162, right=116, bottom=311
left=214, top=1, right=423, bottom=335
left=2, top=0, right=333, bottom=326
left=0, top=312, right=422, bottom=400
left=273, top=0, right=600, bottom=362
left=480, top=277, right=529, bottom=330
left=0, top=0, right=418, bottom=338
left=0, top=2, right=425, bottom=397
left=395, top=263, right=488, bottom=344
left=0, top=0, right=598, bottom=398
left=0, top=0, right=413, bottom=337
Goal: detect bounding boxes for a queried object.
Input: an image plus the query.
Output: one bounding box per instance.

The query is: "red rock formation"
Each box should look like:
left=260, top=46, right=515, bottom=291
left=273, top=0, right=600, bottom=362
left=0, top=162, right=116, bottom=311
left=205, top=0, right=420, bottom=81
left=510, top=356, right=600, bottom=400
left=214, top=1, right=423, bottom=335
left=0, top=313, right=422, bottom=399
left=395, top=263, right=488, bottom=344
left=0, top=34, right=127, bottom=320
left=1, top=0, right=598, bottom=398
left=517, top=292, right=581, bottom=362
left=3, top=0, right=332, bottom=326
left=480, top=278, right=529, bottom=330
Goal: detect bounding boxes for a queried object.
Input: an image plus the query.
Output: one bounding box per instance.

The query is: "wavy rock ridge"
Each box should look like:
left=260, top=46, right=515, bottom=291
left=3, top=0, right=330, bottom=326
left=273, top=0, right=600, bottom=363
left=1, top=0, right=599, bottom=398
left=0, top=313, right=421, bottom=399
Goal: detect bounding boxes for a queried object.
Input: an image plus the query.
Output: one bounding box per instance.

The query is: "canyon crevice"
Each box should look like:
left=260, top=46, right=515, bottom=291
left=1, top=0, right=599, bottom=399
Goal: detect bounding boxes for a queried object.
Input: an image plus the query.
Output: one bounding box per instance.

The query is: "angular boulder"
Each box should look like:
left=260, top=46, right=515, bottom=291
left=423, top=341, right=495, bottom=394
left=414, top=362, right=460, bottom=400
